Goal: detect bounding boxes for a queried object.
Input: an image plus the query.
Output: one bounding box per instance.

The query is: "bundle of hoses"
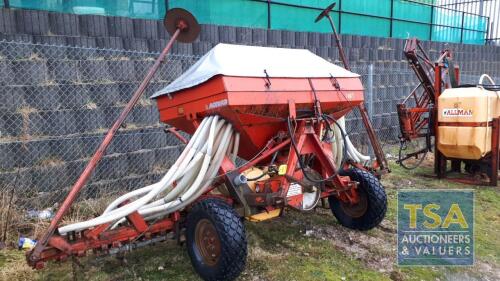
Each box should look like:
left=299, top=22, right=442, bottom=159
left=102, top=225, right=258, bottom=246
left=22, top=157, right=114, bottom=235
left=58, top=116, right=238, bottom=235
left=329, top=117, right=371, bottom=166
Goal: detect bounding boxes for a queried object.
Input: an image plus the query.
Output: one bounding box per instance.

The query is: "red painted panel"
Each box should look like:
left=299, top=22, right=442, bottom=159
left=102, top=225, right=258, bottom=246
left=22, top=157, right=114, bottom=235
left=155, top=75, right=364, bottom=159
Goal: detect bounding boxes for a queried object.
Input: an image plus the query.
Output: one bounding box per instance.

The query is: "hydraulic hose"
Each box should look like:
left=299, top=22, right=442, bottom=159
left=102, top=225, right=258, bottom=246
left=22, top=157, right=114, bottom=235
left=58, top=116, right=233, bottom=235
left=328, top=116, right=371, bottom=166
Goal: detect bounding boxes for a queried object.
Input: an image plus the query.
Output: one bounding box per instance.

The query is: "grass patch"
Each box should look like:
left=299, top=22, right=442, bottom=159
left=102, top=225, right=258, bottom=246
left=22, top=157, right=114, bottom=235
left=0, top=160, right=498, bottom=280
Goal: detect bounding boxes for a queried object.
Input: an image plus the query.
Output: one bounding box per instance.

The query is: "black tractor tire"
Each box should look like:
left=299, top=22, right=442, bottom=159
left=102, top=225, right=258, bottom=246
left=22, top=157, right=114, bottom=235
left=186, top=198, right=247, bottom=281
left=328, top=168, right=387, bottom=230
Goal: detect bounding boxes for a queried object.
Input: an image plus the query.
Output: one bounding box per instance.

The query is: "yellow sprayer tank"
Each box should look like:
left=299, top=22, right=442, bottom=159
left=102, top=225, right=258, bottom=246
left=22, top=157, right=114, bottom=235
left=437, top=87, right=499, bottom=160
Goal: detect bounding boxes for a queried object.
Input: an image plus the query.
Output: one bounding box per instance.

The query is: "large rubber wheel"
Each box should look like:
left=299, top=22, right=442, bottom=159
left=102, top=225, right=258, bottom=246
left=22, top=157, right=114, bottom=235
left=328, top=168, right=387, bottom=230
left=186, top=198, right=247, bottom=281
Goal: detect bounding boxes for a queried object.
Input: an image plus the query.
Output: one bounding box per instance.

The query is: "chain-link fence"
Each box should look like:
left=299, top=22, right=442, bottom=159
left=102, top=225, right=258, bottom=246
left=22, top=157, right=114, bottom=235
left=0, top=40, right=497, bottom=239
left=0, top=41, right=199, bottom=234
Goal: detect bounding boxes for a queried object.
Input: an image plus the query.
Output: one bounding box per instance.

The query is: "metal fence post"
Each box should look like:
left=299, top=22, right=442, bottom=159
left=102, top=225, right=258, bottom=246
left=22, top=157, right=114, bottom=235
left=367, top=64, right=374, bottom=122
left=460, top=12, right=465, bottom=43
left=367, top=64, right=374, bottom=156
left=389, top=0, right=394, bottom=38
left=338, top=0, right=342, bottom=34
left=429, top=4, right=434, bottom=41
left=267, top=0, right=271, bottom=29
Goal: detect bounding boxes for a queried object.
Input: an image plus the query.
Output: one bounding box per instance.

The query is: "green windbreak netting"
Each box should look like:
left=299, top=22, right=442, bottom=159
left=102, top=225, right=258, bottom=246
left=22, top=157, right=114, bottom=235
left=463, top=14, right=486, bottom=31
left=393, top=20, right=430, bottom=40
left=340, top=0, right=391, bottom=37
left=341, top=0, right=391, bottom=17
left=341, top=13, right=390, bottom=37
left=392, top=0, right=432, bottom=40
left=463, top=30, right=486, bottom=45
left=170, top=0, right=267, bottom=28
left=434, top=7, right=462, bottom=28
left=7, top=0, right=167, bottom=20
left=272, top=0, right=333, bottom=8
left=2, top=0, right=488, bottom=44
left=462, top=14, right=486, bottom=44
left=394, top=0, right=432, bottom=23
left=270, top=3, right=337, bottom=33
left=432, top=26, right=462, bottom=43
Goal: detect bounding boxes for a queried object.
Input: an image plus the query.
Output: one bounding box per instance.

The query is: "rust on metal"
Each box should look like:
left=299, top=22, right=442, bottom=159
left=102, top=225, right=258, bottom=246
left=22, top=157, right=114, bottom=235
left=315, top=2, right=389, bottom=174
left=28, top=8, right=200, bottom=265
left=195, top=219, right=221, bottom=266
left=437, top=121, right=493, bottom=127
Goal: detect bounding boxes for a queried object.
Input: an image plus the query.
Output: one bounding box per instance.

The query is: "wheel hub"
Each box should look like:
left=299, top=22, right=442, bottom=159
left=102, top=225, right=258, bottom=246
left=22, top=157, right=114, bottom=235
left=340, top=188, right=368, bottom=218
left=195, top=219, right=221, bottom=266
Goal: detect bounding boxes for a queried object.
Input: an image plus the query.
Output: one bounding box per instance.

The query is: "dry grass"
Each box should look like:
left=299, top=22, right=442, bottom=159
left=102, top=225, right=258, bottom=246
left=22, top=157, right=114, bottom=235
left=84, top=102, right=97, bottom=110
left=58, top=194, right=124, bottom=228
left=37, top=157, right=65, bottom=168
left=0, top=160, right=498, bottom=280
left=0, top=191, right=122, bottom=246
left=0, top=190, right=55, bottom=246
left=27, top=53, right=42, bottom=61
left=0, top=191, right=22, bottom=245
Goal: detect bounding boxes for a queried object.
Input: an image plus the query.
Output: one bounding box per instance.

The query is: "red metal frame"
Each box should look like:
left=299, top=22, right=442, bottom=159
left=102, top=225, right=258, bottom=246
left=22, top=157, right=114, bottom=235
left=282, top=119, right=358, bottom=209
left=27, top=17, right=193, bottom=267
left=318, top=6, right=389, bottom=175
left=31, top=215, right=176, bottom=269
left=29, top=12, right=375, bottom=268
left=29, top=114, right=359, bottom=268
left=397, top=37, right=499, bottom=186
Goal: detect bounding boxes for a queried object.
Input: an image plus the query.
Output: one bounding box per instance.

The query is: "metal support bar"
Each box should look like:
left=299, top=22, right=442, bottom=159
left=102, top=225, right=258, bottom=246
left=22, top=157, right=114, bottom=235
left=430, top=4, right=434, bottom=40
left=490, top=118, right=499, bottom=186
left=325, top=13, right=349, bottom=70
left=389, top=0, right=394, bottom=37
left=267, top=0, right=271, bottom=29
left=29, top=28, right=183, bottom=263
left=338, top=0, right=342, bottom=34
left=460, top=12, right=465, bottom=43
left=319, top=7, right=389, bottom=172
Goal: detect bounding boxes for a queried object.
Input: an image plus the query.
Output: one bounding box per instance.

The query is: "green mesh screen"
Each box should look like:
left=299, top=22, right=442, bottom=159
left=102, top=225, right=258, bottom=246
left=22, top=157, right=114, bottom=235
left=2, top=0, right=488, bottom=45
left=392, top=0, right=432, bottom=40
left=463, top=14, right=486, bottom=31
left=272, top=0, right=333, bottom=8
left=393, top=0, right=432, bottom=23
left=393, top=20, right=430, bottom=40
left=432, top=26, right=462, bottom=43
left=8, top=0, right=167, bottom=20
left=434, top=7, right=462, bottom=28
left=341, top=0, right=391, bottom=17
left=169, top=0, right=267, bottom=28
left=341, top=14, right=390, bottom=37
left=462, top=30, right=486, bottom=45
left=270, top=3, right=337, bottom=33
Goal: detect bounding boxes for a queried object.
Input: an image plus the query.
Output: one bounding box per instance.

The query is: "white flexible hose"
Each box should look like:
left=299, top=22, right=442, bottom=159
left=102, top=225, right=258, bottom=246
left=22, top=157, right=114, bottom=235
left=60, top=113, right=370, bottom=235
left=140, top=123, right=232, bottom=215
left=479, top=74, right=495, bottom=85
left=330, top=117, right=371, bottom=166
left=112, top=122, right=234, bottom=227
left=140, top=127, right=239, bottom=222
left=232, top=132, right=240, bottom=163
left=58, top=116, right=233, bottom=235
left=100, top=117, right=211, bottom=215
left=333, top=118, right=344, bottom=165
left=142, top=124, right=234, bottom=216
left=478, top=74, right=498, bottom=156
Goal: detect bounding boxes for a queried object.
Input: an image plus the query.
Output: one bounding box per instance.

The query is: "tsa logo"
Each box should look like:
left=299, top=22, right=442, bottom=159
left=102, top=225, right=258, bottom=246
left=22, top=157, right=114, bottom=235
left=397, top=190, right=474, bottom=266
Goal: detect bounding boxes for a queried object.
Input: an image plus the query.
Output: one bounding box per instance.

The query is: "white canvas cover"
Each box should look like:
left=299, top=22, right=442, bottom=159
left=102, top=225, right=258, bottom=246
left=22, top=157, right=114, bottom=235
left=151, top=43, right=359, bottom=98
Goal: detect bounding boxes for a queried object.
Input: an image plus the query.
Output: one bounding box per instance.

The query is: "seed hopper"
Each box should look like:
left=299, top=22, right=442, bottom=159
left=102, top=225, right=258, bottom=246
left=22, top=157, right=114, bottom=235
left=28, top=6, right=388, bottom=281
